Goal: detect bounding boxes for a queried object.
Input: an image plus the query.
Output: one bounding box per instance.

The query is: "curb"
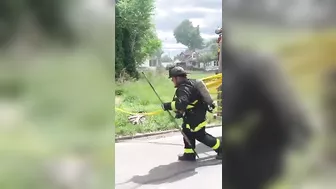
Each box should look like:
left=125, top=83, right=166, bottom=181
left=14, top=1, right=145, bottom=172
left=115, top=124, right=222, bottom=142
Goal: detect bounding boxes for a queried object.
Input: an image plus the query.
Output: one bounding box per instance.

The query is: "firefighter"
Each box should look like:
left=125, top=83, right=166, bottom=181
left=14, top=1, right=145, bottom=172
left=221, top=42, right=311, bottom=188
left=161, top=66, right=222, bottom=161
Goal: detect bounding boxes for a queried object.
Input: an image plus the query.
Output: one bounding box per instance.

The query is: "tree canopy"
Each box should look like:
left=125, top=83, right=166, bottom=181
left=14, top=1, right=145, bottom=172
left=198, top=52, right=217, bottom=63
left=197, top=38, right=218, bottom=63
left=115, top=0, right=162, bottom=79
left=173, top=19, right=204, bottom=50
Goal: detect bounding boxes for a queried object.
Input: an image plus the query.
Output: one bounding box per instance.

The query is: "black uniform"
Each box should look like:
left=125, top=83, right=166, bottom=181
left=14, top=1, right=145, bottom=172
left=221, top=47, right=310, bottom=189
left=163, top=78, right=222, bottom=161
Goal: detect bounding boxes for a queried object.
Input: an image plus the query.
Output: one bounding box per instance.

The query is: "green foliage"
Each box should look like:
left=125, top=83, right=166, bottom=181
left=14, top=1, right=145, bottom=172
left=198, top=52, right=217, bottom=63
left=199, top=39, right=219, bottom=63
left=115, top=6, right=125, bottom=78
left=173, top=19, right=204, bottom=50
left=138, top=32, right=162, bottom=64
left=115, top=0, right=162, bottom=79
left=204, top=38, right=218, bottom=47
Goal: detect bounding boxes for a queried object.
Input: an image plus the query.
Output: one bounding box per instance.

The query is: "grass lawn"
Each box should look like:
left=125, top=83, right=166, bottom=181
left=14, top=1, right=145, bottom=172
left=114, top=70, right=220, bottom=136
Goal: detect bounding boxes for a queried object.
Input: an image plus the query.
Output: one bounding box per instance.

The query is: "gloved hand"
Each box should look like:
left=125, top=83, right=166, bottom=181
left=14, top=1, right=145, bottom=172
left=161, top=102, right=171, bottom=111
left=174, top=111, right=183, bottom=119
left=208, top=103, right=216, bottom=113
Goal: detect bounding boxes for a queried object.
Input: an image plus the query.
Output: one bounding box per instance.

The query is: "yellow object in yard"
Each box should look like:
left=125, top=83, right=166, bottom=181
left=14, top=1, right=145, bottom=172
left=202, top=73, right=222, bottom=94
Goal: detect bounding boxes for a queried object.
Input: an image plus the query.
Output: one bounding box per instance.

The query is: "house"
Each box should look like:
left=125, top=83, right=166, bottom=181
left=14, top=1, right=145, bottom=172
left=139, top=57, right=173, bottom=69
left=202, top=60, right=219, bottom=71
left=176, top=50, right=200, bottom=70
left=141, top=58, right=159, bottom=68
left=196, top=45, right=219, bottom=71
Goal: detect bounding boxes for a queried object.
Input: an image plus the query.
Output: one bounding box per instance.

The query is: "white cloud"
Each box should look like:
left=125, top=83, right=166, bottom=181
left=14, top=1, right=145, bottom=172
left=189, top=18, right=207, bottom=27
left=154, top=0, right=222, bottom=54
left=157, top=30, right=187, bottom=50
left=201, top=33, right=218, bottom=40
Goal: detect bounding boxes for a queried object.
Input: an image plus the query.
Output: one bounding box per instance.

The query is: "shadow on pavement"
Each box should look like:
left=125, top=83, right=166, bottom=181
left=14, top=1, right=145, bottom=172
left=128, top=155, right=222, bottom=187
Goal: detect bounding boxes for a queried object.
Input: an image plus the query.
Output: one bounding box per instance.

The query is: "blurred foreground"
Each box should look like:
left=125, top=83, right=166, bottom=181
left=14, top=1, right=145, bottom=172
left=224, top=19, right=336, bottom=188
left=0, top=0, right=114, bottom=188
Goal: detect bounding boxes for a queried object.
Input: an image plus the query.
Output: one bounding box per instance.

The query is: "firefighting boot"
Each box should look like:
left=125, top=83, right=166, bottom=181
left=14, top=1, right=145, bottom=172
left=215, top=144, right=223, bottom=160
left=215, top=150, right=223, bottom=160
left=178, top=153, right=196, bottom=161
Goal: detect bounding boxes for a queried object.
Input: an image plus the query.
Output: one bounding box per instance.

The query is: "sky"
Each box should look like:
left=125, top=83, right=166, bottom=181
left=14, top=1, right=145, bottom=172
left=154, top=0, right=222, bottom=57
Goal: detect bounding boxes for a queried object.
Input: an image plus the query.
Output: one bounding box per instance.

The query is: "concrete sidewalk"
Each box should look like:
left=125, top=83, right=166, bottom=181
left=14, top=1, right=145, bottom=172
left=115, top=127, right=223, bottom=189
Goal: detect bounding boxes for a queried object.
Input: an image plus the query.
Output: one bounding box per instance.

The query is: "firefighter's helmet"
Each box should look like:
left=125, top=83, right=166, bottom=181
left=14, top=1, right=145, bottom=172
left=168, top=66, right=189, bottom=78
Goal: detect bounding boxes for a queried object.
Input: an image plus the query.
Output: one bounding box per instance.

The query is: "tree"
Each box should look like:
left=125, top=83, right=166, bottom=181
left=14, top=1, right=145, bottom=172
left=116, top=0, right=162, bottom=79
left=204, top=38, right=218, bottom=48
left=173, top=19, right=204, bottom=50
left=161, top=54, right=173, bottom=62
left=198, top=52, right=216, bottom=64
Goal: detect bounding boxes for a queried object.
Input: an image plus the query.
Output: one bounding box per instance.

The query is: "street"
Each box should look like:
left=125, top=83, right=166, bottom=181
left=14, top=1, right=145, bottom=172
left=115, top=127, right=223, bottom=189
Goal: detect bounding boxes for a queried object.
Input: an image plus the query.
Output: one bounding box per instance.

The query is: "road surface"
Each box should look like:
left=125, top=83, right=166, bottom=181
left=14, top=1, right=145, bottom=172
left=115, top=127, right=223, bottom=189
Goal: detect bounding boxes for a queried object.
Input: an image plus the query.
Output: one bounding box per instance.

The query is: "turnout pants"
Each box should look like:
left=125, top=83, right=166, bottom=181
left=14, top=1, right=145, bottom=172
left=182, top=121, right=221, bottom=154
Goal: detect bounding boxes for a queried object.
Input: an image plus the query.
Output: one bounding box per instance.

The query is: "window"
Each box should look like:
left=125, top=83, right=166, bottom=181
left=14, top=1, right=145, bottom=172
left=214, top=60, right=219, bottom=66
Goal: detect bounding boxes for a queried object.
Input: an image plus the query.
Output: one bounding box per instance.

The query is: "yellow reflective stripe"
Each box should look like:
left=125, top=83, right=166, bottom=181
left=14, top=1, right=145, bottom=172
left=172, top=100, right=197, bottom=110
left=212, top=138, right=220, bottom=150
left=171, top=101, right=176, bottom=110
left=186, top=105, right=194, bottom=109
left=186, top=100, right=198, bottom=109
left=186, top=121, right=207, bottom=132
left=184, top=148, right=194, bottom=153
left=193, top=121, right=207, bottom=132
left=191, top=100, right=198, bottom=104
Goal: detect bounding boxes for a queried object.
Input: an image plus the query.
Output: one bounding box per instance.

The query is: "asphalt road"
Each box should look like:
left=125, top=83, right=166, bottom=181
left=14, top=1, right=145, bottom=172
left=115, top=126, right=223, bottom=189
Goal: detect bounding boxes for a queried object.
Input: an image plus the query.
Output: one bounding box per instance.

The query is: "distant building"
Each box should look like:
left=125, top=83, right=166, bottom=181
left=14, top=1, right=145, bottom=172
left=141, top=58, right=159, bottom=68
left=140, top=57, right=173, bottom=69
left=202, top=60, right=219, bottom=71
